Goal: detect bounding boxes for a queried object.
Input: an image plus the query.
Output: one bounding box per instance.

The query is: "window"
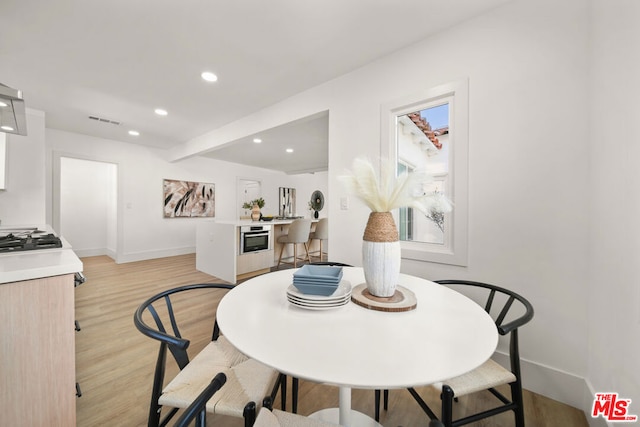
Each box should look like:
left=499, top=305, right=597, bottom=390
left=381, top=80, right=468, bottom=266
left=397, top=161, right=414, bottom=241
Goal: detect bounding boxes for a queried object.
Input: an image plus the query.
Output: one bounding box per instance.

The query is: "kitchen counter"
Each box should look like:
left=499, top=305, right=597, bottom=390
left=196, top=218, right=322, bottom=283
left=0, top=225, right=82, bottom=425
left=213, top=217, right=310, bottom=226
left=0, top=226, right=83, bottom=284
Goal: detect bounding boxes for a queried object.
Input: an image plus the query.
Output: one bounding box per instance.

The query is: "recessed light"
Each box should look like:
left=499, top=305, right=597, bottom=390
left=154, top=108, right=168, bottom=116
left=128, top=130, right=140, bottom=136
left=286, top=148, right=294, bottom=153
left=0, top=101, right=8, bottom=108
left=253, top=138, right=262, bottom=143
left=1, top=125, right=14, bottom=131
left=201, top=71, right=218, bottom=82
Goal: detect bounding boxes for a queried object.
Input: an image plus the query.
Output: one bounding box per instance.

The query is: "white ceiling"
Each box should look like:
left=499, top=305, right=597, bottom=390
left=0, top=0, right=508, bottom=173
left=202, top=111, right=329, bottom=175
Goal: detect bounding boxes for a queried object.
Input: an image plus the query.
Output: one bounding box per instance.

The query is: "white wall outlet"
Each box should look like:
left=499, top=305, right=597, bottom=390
left=340, top=197, right=349, bottom=210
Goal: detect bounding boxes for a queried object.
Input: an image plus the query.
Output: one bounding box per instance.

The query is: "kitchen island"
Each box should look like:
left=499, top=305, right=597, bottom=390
left=0, top=226, right=83, bottom=426
left=196, top=217, right=321, bottom=283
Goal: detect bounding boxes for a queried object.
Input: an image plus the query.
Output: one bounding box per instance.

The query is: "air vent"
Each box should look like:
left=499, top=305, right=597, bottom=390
left=88, top=116, right=121, bottom=126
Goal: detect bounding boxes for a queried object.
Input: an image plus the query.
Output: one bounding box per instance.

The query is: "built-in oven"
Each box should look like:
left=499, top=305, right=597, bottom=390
left=239, top=225, right=271, bottom=254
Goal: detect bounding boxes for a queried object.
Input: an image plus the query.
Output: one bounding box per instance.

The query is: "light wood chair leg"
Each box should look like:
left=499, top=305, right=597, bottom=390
left=293, top=244, right=298, bottom=268
left=278, top=243, right=285, bottom=267
left=304, top=242, right=311, bottom=263
left=319, top=240, right=323, bottom=262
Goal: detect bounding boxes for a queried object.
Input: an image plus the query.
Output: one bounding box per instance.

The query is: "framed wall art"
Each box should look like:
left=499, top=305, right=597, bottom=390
left=163, top=179, right=215, bottom=218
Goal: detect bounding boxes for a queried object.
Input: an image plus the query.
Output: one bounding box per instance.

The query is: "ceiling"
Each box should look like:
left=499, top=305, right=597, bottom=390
left=0, top=0, right=508, bottom=173
left=201, top=111, right=329, bottom=175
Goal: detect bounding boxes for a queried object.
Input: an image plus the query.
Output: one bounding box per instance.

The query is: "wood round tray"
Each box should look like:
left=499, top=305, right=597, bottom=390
left=350, top=283, right=417, bottom=312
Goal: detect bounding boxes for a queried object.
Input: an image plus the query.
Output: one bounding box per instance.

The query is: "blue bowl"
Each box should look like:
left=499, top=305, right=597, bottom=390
left=293, top=265, right=343, bottom=283
left=292, top=282, right=340, bottom=296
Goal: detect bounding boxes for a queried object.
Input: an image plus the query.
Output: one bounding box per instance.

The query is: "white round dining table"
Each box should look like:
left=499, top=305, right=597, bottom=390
left=216, top=267, right=498, bottom=427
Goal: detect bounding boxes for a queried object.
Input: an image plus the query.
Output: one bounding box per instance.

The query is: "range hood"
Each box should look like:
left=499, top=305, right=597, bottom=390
left=0, top=83, right=27, bottom=136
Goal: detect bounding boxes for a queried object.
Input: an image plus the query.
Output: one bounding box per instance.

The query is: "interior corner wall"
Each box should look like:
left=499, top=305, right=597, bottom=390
left=587, top=0, right=640, bottom=413
left=0, top=109, right=46, bottom=226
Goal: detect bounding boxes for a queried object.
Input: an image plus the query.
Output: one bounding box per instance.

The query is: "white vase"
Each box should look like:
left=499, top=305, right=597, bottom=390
left=251, top=204, right=261, bottom=221
left=362, top=212, right=401, bottom=297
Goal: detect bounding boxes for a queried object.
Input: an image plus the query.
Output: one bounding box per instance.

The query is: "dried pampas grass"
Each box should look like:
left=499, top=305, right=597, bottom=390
left=339, top=158, right=452, bottom=216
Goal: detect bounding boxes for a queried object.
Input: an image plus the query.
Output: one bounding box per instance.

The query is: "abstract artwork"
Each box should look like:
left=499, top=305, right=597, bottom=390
left=163, top=179, right=215, bottom=218
left=279, top=187, right=296, bottom=217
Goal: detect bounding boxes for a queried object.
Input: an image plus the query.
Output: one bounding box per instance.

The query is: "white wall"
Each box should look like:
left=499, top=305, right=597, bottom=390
left=45, top=128, right=326, bottom=263
left=0, top=109, right=46, bottom=226
left=176, top=0, right=596, bottom=412
left=59, top=157, right=117, bottom=257
left=588, top=0, right=640, bottom=418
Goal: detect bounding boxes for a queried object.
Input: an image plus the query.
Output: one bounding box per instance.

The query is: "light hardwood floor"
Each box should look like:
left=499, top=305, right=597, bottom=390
left=75, top=254, right=588, bottom=427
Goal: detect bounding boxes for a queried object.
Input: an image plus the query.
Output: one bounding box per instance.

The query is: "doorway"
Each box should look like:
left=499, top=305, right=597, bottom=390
left=56, top=156, right=118, bottom=259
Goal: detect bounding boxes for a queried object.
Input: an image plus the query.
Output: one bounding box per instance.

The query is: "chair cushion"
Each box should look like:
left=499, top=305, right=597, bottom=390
left=206, top=335, right=250, bottom=367
left=159, top=341, right=278, bottom=418
left=255, top=408, right=281, bottom=427
left=254, top=408, right=339, bottom=427
left=430, top=358, right=517, bottom=397
left=273, top=409, right=339, bottom=427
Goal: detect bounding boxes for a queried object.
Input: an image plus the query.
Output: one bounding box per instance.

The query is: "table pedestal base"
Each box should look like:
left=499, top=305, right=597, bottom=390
left=309, top=408, right=382, bottom=427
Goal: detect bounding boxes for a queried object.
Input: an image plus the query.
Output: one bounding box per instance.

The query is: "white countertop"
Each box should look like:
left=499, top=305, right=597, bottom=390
left=0, top=226, right=83, bottom=284
left=206, top=217, right=320, bottom=226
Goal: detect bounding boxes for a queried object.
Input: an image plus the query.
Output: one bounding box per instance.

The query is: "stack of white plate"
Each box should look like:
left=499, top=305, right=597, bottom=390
left=286, top=281, right=352, bottom=310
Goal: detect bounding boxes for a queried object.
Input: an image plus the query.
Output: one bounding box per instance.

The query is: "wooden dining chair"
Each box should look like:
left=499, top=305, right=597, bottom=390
left=175, top=377, right=340, bottom=427
left=308, top=261, right=352, bottom=267
left=172, top=373, right=227, bottom=427
left=375, top=280, right=534, bottom=427
left=134, top=283, right=285, bottom=427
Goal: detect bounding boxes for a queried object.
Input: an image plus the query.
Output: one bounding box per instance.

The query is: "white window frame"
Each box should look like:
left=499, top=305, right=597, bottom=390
left=381, top=79, right=469, bottom=266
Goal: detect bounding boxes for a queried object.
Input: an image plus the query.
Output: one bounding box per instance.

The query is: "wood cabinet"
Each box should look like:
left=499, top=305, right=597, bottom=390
left=237, top=250, right=273, bottom=278
left=0, top=274, right=76, bottom=426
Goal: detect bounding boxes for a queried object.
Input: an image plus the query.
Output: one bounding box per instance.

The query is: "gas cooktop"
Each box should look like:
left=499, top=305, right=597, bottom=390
left=0, top=230, right=63, bottom=253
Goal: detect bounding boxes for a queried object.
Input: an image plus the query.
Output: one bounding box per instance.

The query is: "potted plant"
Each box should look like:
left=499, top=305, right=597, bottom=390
left=340, top=158, right=451, bottom=297
left=242, top=198, right=265, bottom=221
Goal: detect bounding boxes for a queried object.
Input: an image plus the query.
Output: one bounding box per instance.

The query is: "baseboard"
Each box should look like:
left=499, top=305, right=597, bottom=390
left=493, top=352, right=603, bottom=424
left=74, top=247, right=193, bottom=264
left=73, top=247, right=114, bottom=258
left=584, top=380, right=611, bottom=427
left=116, top=246, right=195, bottom=264
left=105, top=248, right=116, bottom=260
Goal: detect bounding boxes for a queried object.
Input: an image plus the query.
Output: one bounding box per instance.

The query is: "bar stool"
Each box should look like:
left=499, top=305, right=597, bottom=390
left=277, top=219, right=312, bottom=268
left=308, top=218, right=328, bottom=262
